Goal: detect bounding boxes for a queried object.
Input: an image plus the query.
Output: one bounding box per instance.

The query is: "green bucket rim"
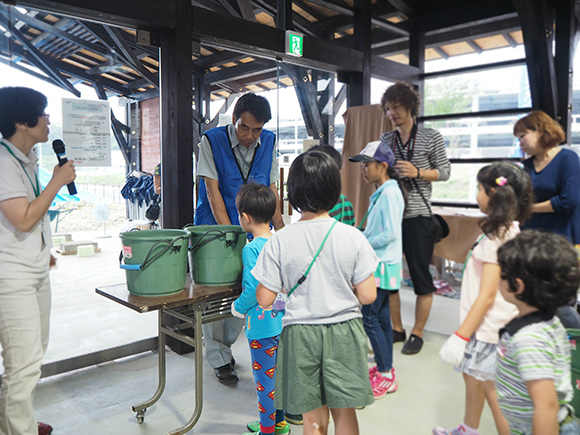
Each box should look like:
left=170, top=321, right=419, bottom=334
left=120, top=229, right=190, bottom=271
left=120, top=229, right=190, bottom=241
left=184, top=225, right=245, bottom=252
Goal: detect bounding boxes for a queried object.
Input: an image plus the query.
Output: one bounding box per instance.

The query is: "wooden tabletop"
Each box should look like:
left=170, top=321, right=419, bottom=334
left=96, top=276, right=242, bottom=313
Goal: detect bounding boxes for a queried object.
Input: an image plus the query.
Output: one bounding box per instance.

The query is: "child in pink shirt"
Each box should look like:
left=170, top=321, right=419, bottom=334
left=433, top=162, right=533, bottom=435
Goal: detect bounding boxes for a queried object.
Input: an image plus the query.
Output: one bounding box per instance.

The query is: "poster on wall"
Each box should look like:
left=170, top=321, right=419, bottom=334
left=62, top=98, right=111, bottom=166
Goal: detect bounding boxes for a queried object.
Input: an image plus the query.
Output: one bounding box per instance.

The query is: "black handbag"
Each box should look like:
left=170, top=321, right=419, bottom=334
left=411, top=179, right=449, bottom=243
left=145, top=195, right=161, bottom=221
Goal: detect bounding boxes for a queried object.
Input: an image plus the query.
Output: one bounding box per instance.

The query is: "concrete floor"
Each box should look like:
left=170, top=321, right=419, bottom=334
left=30, top=229, right=500, bottom=435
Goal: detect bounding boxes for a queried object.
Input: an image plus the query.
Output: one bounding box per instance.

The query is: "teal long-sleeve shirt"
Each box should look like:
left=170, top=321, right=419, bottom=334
left=364, top=179, right=404, bottom=264
left=233, top=237, right=283, bottom=340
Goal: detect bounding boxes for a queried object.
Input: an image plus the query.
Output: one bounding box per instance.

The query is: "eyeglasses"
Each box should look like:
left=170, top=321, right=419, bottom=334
left=41, top=113, right=50, bottom=121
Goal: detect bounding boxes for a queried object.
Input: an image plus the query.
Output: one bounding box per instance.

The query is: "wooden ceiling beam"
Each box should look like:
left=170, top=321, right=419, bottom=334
left=385, top=0, right=418, bottom=18
left=204, top=59, right=278, bottom=84
left=0, top=12, right=81, bottom=96
left=371, top=16, right=521, bottom=56
left=190, top=5, right=364, bottom=72
left=11, top=0, right=175, bottom=31
left=0, top=7, right=109, bottom=57
left=405, top=0, right=515, bottom=33
left=252, top=0, right=317, bottom=37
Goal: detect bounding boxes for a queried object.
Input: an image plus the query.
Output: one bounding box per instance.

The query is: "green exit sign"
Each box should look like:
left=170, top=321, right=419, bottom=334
left=285, top=30, right=304, bottom=57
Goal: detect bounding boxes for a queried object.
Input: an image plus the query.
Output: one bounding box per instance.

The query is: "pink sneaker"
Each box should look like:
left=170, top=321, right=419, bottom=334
left=370, top=369, right=398, bottom=399
left=432, top=426, right=472, bottom=435
left=369, top=366, right=378, bottom=380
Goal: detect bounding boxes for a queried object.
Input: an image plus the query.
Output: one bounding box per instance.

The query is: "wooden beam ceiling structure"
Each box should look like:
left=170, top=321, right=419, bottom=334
left=2, top=0, right=580, bottom=226
left=1, top=0, right=564, bottom=103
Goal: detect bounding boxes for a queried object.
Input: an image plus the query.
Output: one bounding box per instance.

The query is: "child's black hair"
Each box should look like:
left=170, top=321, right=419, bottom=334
left=232, top=93, right=272, bottom=124
left=308, top=144, right=343, bottom=169
left=288, top=151, right=340, bottom=213
left=0, top=87, right=48, bottom=139
left=235, top=183, right=277, bottom=224
left=477, top=161, right=533, bottom=238
left=497, top=230, right=580, bottom=316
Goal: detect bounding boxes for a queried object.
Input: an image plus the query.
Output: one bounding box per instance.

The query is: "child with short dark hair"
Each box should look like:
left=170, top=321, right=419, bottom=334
left=231, top=183, right=289, bottom=435
left=496, top=230, right=580, bottom=435
left=253, top=151, right=378, bottom=435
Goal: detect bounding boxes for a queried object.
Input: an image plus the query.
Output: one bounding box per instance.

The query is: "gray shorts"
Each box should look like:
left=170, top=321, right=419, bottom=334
left=274, top=318, right=374, bottom=414
left=456, top=336, right=497, bottom=382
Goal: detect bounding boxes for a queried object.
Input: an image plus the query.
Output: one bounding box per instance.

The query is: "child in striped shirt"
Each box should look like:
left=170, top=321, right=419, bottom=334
left=495, top=231, right=580, bottom=435
left=309, top=144, right=355, bottom=226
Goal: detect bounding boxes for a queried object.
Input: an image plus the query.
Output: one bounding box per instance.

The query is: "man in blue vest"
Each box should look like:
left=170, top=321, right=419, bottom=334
left=195, top=93, right=284, bottom=385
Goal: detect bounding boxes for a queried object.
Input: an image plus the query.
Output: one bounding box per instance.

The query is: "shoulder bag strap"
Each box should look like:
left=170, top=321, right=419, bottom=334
left=357, top=195, right=379, bottom=230
left=410, top=178, right=434, bottom=217
left=287, top=220, right=338, bottom=297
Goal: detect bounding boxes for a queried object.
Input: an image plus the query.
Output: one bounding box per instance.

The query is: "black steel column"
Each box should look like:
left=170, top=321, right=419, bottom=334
left=555, top=0, right=579, bottom=139
left=276, top=0, right=293, bottom=30
left=409, top=31, right=425, bottom=121
left=513, top=0, right=558, bottom=118
left=349, top=0, right=371, bottom=107
left=159, top=0, right=193, bottom=229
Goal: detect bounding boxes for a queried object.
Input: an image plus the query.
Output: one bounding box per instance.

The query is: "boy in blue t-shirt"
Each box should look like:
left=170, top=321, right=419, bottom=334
left=231, top=183, right=289, bottom=435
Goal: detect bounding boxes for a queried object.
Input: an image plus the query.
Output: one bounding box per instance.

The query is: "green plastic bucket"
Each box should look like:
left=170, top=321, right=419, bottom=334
left=571, top=368, right=580, bottom=417
left=568, top=329, right=580, bottom=372
left=120, top=229, right=190, bottom=296
left=185, top=225, right=246, bottom=285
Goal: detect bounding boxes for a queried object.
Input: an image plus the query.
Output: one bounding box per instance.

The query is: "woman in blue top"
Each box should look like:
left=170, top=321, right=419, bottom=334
left=349, top=141, right=405, bottom=400
left=513, top=111, right=580, bottom=244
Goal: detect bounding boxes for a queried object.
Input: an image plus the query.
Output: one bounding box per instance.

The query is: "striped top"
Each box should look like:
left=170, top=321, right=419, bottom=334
left=496, top=311, right=573, bottom=434
left=379, top=127, right=450, bottom=218
left=329, top=194, right=355, bottom=226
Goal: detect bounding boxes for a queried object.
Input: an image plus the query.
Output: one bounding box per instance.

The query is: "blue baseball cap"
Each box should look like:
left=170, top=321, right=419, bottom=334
left=348, top=141, right=396, bottom=167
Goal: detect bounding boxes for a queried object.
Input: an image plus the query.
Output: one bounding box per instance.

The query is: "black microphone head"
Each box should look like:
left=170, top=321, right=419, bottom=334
left=52, top=139, right=65, bottom=154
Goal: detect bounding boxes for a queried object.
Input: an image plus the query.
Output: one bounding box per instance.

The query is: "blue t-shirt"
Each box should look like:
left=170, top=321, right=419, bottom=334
left=522, top=147, right=580, bottom=244
left=233, top=237, right=283, bottom=340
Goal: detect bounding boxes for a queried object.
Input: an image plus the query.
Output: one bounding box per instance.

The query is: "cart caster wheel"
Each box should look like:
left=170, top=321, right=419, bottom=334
left=136, top=409, right=146, bottom=424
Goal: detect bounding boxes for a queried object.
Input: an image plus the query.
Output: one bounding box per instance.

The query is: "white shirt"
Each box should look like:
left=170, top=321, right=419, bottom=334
left=460, top=222, right=520, bottom=343
left=0, top=139, right=51, bottom=279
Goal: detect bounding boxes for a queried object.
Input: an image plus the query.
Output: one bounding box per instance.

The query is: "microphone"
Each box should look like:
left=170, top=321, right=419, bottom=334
left=52, top=139, right=77, bottom=195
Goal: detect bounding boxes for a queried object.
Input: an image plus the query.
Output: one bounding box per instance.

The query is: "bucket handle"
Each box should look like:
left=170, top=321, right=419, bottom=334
left=120, top=234, right=187, bottom=271
left=188, top=229, right=241, bottom=252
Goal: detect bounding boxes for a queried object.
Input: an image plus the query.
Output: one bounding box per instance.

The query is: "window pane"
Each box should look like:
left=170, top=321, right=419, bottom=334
left=432, top=163, right=486, bottom=204
left=425, top=45, right=526, bottom=74
left=424, top=66, right=531, bottom=117
left=424, top=114, right=528, bottom=159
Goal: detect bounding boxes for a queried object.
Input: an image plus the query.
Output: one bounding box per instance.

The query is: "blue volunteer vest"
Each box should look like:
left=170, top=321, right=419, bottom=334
left=195, top=126, right=275, bottom=225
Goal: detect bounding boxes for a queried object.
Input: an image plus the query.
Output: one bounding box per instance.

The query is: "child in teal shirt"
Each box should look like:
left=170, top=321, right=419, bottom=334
left=349, top=140, right=405, bottom=400
left=231, top=183, right=289, bottom=435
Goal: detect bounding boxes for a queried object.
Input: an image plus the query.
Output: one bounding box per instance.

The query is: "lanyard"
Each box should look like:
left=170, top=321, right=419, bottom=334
left=287, top=220, right=338, bottom=297
left=462, top=234, right=487, bottom=276
left=392, top=124, right=418, bottom=162
left=0, top=141, right=40, bottom=197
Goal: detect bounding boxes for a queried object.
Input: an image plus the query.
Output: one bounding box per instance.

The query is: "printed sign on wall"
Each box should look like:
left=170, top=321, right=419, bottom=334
left=62, top=98, right=111, bottom=166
